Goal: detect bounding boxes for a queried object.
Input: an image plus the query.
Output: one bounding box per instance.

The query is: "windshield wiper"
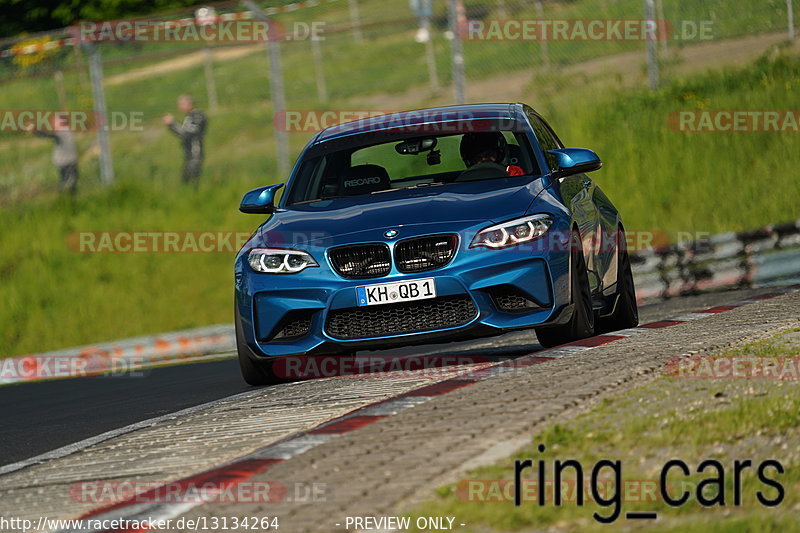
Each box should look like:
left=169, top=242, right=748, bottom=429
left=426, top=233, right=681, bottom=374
left=292, top=195, right=347, bottom=205
left=386, top=182, right=445, bottom=192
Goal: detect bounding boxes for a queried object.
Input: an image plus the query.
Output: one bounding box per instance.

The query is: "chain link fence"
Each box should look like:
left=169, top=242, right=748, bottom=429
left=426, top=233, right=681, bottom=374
left=0, top=0, right=796, bottom=196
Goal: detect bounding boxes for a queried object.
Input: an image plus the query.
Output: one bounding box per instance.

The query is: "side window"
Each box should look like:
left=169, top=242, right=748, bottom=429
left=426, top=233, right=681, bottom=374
left=527, top=112, right=562, bottom=172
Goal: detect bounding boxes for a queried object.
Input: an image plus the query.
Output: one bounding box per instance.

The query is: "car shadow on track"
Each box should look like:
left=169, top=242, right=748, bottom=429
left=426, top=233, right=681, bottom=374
left=271, top=329, right=545, bottom=382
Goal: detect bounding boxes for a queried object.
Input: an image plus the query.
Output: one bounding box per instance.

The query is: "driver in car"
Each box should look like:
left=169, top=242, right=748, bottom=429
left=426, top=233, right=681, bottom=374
left=458, top=131, right=525, bottom=181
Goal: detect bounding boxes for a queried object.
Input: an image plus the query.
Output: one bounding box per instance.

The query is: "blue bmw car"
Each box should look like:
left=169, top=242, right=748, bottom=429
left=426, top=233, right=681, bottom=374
left=234, top=103, right=637, bottom=385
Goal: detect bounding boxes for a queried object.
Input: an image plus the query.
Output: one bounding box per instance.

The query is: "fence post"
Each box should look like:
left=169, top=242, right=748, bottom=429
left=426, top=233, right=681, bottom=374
left=413, top=0, right=439, bottom=92
left=54, top=70, right=68, bottom=111
left=244, top=0, right=290, bottom=177
left=84, top=42, right=114, bottom=185
left=497, top=0, right=508, bottom=18
left=348, top=0, right=364, bottom=42
left=196, top=8, right=218, bottom=113
left=448, top=0, right=466, bottom=104
left=534, top=1, right=550, bottom=71
left=644, top=0, right=660, bottom=91
left=203, top=47, right=219, bottom=112
left=656, top=0, right=668, bottom=54
left=311, top=33, right=329, bottom=102
left=422, top=16, right=440, bottom=92
left=789, top=0, right=796, bottom=41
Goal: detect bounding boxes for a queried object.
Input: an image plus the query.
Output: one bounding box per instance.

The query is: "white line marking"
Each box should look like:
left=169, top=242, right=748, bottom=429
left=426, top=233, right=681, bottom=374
left=670, top=313, right=713, bottom=321
left=540, top=346, right=591, bottom=358
left=613, top=328, right=649, bottom=337
left=248, top=434, right=334, bottom=460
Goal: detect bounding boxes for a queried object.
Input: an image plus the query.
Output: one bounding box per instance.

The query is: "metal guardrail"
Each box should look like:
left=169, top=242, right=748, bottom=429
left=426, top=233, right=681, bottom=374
left=632, top=220, right=800, bottom=302
left=0, top=325, right=235, bottom=385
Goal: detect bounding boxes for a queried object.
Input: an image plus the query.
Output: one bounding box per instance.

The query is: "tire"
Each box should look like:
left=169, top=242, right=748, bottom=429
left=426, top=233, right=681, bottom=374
left=535, top=231, right=596, bottom=348
left=236, top=313, right=280, bottom=386
left=597, top=230, right=639, bottom=333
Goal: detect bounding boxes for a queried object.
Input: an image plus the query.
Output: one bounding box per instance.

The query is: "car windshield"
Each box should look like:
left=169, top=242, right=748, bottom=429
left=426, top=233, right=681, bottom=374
left=285, top=126, right=539, bottom=206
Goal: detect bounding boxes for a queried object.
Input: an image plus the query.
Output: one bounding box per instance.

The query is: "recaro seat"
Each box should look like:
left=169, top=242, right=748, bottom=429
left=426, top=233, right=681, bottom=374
left=339, top=164, right=391, bottom=196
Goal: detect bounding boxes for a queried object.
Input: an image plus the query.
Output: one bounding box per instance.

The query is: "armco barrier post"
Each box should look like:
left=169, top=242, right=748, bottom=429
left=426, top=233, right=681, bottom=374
left=244, top=0, right=290, bottom=177
left=789, top=0, right=796, bottom=41
left=84, top=41, right=115, bottom=185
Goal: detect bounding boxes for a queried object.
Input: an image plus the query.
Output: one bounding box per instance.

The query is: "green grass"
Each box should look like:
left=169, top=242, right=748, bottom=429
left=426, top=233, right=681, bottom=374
left=0, top=22, right=799, bottom=355
left=1, top=0, right=795, bottom=110
left=535, top=52, right=800, bottom=235
left=408, top=330, right=800, bottom=532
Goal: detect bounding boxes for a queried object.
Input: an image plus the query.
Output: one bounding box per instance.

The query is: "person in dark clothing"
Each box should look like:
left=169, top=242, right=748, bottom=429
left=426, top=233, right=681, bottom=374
left=26, top=115, right=79, bottom=195
left=163, top=94, right=207, bottom=184
left=456, top=131, right=524, bottom=182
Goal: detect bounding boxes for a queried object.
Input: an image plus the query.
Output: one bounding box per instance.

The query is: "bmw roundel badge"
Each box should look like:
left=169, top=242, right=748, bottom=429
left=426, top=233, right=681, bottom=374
left=384, top=229, right=399, bottom=239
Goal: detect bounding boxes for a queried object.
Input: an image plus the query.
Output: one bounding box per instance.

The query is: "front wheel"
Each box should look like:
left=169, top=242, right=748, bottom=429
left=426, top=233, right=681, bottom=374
left=236, top=314, right=280, bottom=386
left=535, top=232, right=596, bottom=348
left=597, top=231, right=639, bottom=333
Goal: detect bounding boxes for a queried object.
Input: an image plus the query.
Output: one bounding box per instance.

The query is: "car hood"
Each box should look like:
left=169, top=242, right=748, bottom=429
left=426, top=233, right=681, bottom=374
left=257, top=177, right=547, bottom=246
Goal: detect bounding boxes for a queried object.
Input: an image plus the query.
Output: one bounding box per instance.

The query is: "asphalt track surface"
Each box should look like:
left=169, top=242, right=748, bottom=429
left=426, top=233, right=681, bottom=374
left=0, top=288, right=776, bottom=467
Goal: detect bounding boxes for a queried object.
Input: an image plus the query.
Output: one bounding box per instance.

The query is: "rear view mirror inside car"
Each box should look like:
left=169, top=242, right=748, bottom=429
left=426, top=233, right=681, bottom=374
left=395, top=137, right=437, bottom=155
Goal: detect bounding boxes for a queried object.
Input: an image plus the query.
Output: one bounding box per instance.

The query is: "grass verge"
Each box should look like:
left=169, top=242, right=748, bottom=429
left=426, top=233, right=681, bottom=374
left=409, top=329, right=800, bottom=532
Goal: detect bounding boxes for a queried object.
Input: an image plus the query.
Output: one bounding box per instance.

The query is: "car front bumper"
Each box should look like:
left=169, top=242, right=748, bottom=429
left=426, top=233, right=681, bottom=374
left=235, top=247, right=572, bottom=359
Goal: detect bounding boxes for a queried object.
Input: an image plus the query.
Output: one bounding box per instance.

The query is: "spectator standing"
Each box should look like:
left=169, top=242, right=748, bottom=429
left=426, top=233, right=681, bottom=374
left=26, top=114, right=79, bottom=195
left=163, top=94, right=208, bottom=185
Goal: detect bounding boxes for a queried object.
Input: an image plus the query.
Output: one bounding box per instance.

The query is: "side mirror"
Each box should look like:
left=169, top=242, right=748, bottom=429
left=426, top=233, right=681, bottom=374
left=547, top=148, right=602, bottom=177
left=239, top=183, right=284, bottom=214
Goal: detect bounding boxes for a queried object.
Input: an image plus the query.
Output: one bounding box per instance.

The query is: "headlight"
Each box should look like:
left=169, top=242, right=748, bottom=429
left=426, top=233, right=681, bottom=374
left=248, top=248, right=318, bottom=273
left=471, top=214, right=553, bottom=249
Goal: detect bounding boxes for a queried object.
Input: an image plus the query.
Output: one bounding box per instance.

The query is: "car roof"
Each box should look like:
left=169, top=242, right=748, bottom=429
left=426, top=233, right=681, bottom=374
left=312, top=103, right=526, bottom=144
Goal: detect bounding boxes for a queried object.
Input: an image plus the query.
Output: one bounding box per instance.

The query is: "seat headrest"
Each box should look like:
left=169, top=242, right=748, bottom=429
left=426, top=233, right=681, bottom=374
left=507, top=144, right=522, bottom=166
left=340, top=164, right=390, bottom=196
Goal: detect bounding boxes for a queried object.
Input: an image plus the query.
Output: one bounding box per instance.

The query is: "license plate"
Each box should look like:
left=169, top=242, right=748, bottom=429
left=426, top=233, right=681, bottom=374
left=356, top=278, right=436, bottom=306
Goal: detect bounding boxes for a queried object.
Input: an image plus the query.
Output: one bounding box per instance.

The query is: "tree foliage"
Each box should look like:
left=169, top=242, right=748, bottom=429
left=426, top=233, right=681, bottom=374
left=0, top=0, right=200, bottom=37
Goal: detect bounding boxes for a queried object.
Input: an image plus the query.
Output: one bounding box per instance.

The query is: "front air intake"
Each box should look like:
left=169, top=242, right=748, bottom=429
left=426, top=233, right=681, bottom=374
left=394, top=234, right=458, bottom=273
left=328, top=243, right=392, bottom=279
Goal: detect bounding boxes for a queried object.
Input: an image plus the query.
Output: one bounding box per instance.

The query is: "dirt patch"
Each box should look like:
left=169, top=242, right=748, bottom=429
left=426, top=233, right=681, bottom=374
left=355, top=31, right=796, bottom=111
left=105, top=44, right=262, bottom=86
